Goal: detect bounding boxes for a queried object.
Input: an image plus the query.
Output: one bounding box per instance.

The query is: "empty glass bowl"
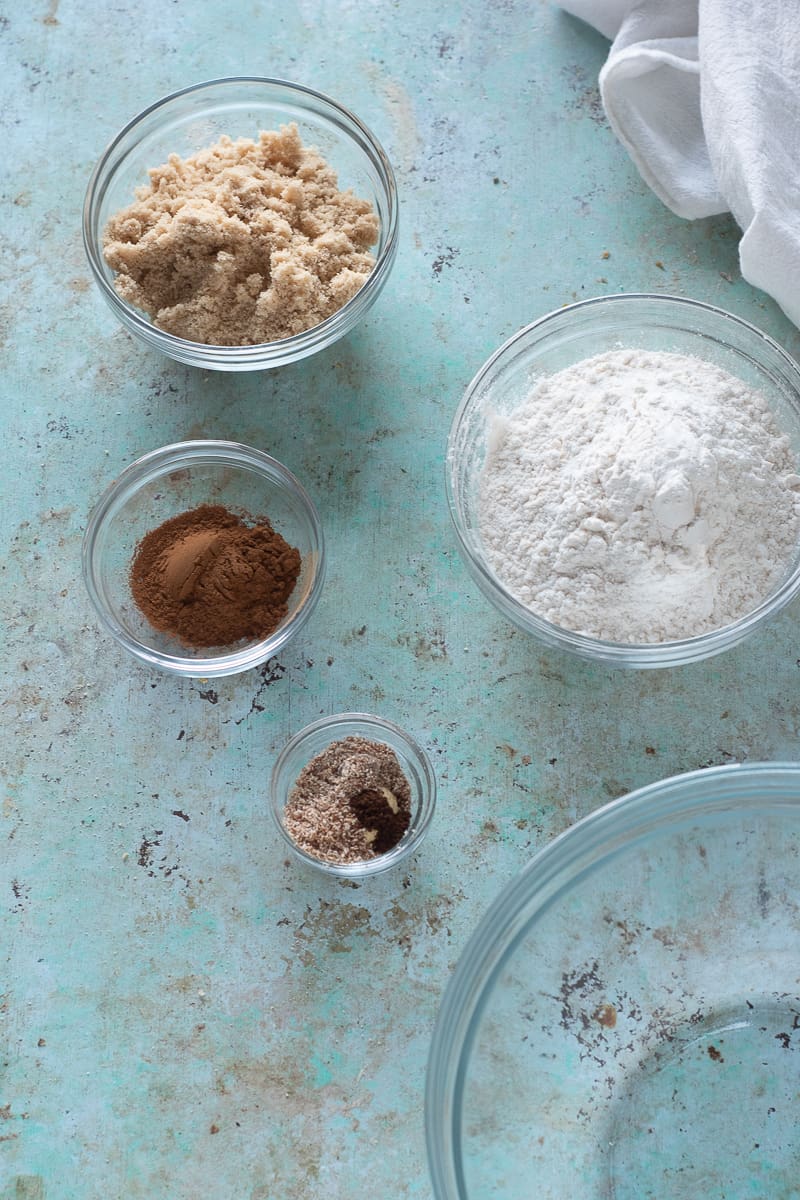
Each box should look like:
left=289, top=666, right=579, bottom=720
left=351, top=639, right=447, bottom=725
left=82, top=440, right=325, bottom=676
left=426, top=761, right=800, bottom=1200
left=83, top=76, right=398, bottom=370
left=270, top=712, right=436, bottom=878
left=447, top=294, right=800, bottom=667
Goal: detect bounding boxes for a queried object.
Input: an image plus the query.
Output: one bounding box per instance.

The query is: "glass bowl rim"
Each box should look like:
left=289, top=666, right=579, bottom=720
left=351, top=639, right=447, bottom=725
left=425, top=758, right=800, bottom=1200
left=82, top=74, right=399, bottom=361
left=81, top=437, right=326, bottom=676
left=446, top=292, right=800, bottom=665
left=269, top=710, right=437, bottom=878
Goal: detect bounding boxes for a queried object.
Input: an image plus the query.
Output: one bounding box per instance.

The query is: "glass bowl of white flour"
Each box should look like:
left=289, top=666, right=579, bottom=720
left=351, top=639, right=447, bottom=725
left=447, top=294, right=800, bottom=667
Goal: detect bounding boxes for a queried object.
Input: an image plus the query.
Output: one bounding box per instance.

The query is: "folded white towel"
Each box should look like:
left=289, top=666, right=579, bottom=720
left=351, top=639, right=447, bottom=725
left=557, top=0, right=800, bottom=328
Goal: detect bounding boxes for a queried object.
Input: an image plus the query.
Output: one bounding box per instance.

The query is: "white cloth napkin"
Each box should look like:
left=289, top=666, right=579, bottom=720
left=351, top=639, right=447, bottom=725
left=557, top=0, right=800, bottom=328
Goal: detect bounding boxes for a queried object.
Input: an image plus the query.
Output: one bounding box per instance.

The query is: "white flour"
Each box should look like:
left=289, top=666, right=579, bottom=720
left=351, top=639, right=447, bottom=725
left=479, top=349, right=800, bottom=643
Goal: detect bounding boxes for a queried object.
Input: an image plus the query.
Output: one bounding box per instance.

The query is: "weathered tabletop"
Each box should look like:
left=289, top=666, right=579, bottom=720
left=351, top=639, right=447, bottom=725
left=3, top=2, right=800, bottom=1197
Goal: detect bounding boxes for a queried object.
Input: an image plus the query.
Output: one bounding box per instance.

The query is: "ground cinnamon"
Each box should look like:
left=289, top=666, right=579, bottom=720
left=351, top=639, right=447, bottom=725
left=130, top=503, right=301, bottom=649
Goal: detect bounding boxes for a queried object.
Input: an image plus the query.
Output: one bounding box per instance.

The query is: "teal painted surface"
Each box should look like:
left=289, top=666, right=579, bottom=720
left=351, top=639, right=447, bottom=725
left=2, top=2, right=800, bottom=1197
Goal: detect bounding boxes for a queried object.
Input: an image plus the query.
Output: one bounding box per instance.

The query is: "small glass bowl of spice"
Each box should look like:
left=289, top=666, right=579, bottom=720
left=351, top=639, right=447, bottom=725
left=83, top=76, right=398, bottom=371
left=270, top=713, right=436, bottom=878
left=82, top=440, right=325, bottom=676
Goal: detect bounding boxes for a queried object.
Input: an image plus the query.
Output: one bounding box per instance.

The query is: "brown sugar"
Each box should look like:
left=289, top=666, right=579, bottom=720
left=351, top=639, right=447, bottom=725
left=129, top=504, right=301, bottom=649
left=103, top=123, right=379, bottom=346
left=284, top=736, right=412, bottom=864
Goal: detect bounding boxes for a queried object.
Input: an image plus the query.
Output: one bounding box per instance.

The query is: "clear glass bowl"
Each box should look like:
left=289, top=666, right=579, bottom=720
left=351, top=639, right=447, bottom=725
left=426, top=761, right=800, bottom=1200
left=82, top=440, right=325, bottom=676
left=270, top=712, right=436, bottom=879
left=82, top=76, right=399, bottom=371
left=447, top=294, right=800, bottom=667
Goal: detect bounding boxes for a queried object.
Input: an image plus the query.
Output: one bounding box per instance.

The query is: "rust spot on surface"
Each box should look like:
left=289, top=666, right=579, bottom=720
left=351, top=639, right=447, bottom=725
left=594, top=1003, right=617, bottom=1029
left=432, top=245, right=459, bottom=276
left=397, top=629, right=447, bottom=661
left=137, top=833, right=161, bottom=868
left=293, top=900, right=377, bottom=959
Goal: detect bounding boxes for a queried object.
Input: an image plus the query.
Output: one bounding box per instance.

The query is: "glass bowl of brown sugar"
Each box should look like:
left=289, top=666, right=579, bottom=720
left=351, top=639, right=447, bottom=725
left=270, top=713, right=437, bottom=878
left=83, top=76, right=399, bottom=371
left=82, top=440, right=325, bottom=676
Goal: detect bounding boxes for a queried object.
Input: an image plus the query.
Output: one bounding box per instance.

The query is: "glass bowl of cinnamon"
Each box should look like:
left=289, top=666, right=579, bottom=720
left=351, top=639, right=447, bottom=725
left=82, top=439, right=325, bottom=676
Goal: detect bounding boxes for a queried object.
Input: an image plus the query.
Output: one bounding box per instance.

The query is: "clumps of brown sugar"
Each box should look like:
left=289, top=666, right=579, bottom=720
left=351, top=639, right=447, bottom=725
left=102, top=123, right=379, bottom=346
left=284, top=736, right=412, bottom=864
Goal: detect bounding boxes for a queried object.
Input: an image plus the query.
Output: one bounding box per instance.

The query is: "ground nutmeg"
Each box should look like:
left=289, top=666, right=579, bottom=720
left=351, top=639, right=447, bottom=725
left=130, top=503, right=301, bottom=649
left=284, top=735, right=412, bottom=864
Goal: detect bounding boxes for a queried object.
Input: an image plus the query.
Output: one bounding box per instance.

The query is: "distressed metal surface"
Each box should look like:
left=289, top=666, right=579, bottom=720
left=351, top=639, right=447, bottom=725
left=2, top=1, right=800, bottom=1196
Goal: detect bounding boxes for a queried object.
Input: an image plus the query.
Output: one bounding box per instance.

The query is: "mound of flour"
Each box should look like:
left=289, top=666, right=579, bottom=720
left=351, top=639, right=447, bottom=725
left=479, top=349, right=800, bottom=643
